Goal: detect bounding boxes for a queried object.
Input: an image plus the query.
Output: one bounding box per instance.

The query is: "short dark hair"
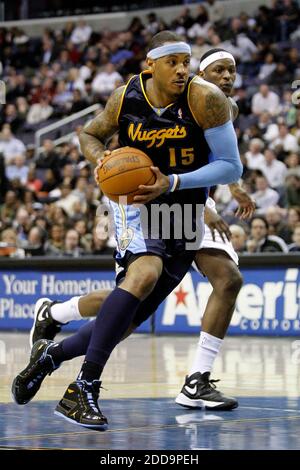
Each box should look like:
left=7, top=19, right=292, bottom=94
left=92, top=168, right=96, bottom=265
left=200, top=48, right=231, bottom=65
left=250, top=216, right=269, bottom=230
left=147, top=30, right=183, bottom=52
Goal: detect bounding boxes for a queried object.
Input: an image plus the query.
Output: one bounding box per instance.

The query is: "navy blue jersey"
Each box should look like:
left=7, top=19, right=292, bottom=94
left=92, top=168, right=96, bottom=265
left=118, top=71, right=209, bottom=206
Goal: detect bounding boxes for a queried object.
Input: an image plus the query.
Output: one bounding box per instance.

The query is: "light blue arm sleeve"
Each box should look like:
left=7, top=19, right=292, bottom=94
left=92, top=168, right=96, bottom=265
left=178, top=121, right=243, bottom=190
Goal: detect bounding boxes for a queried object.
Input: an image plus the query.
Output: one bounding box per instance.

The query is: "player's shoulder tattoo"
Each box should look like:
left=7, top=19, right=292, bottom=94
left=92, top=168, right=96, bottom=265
left=204, top=87, right=230, bottom=128
left=85, top=85, right=126, bottom=139
left=189, top=79, right=230, bottom=129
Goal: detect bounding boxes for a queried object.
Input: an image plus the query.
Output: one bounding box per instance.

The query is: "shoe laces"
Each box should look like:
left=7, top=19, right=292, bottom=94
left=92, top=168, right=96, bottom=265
left=79, top=380, right=101, bottom=413
left=207, top=378, right=220, bottom=390
left=200, top=372, right=220, bottom=391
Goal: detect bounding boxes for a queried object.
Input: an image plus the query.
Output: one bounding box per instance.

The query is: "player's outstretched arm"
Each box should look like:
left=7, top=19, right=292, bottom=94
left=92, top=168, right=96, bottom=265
left=229, top=183, right=256, bottom=219
left=79, top=86, right=125, bottom=165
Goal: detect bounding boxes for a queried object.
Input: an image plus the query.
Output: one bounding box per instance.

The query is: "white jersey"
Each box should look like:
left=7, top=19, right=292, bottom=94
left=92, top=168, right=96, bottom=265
left=194, top=197, right=239, bottom=268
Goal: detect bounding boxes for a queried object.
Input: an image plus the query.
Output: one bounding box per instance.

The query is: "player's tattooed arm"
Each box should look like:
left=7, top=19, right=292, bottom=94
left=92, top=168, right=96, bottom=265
left=189, top=78, right=231, bottom=129
left=79, top=86, right=125, bottom=165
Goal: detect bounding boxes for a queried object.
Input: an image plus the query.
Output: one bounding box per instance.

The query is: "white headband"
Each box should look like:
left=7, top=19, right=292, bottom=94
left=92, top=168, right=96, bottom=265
left=147, top=42, right=191, bottom=60
left=199, top=51, right=235, bottom=71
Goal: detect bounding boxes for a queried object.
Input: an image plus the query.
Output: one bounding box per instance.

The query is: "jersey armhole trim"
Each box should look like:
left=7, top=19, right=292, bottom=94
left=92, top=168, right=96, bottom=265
left=116, top=75, right=136, bottom=124
left=187, top=76, right=201, bottom=126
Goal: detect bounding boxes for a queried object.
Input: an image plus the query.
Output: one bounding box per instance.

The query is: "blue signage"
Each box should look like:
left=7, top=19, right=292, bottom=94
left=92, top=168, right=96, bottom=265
left=0, top=270, right=151, bottom=334
left=0, top=267, right=299, bottom=336
left=155, top=267, right=300, bottom=336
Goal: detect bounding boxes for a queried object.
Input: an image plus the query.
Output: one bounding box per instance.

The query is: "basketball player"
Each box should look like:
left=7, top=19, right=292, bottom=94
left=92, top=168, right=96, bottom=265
left=12, top=32, right=242, bottom=428
left=27, top=48, right=254, bottom=411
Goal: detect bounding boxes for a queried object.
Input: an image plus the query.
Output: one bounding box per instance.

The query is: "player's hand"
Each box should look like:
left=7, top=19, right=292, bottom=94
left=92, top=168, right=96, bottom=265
left=133, top=167, right=169, bottom=204
left=94, top=150, right=111, bottom=185
left=233, top=189, right=256, bottom=219
left=204, top=206, right=231, bottom=242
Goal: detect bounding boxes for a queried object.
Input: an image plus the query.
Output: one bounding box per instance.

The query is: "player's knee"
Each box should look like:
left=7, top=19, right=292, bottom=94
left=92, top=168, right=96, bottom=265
left=221, top=269, right=243, bottom=297
left=127, top=268, right=159, bottom=298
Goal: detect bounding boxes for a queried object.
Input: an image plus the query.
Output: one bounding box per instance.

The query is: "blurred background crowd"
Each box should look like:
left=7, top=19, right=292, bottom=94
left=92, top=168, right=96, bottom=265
left=0, top=0, right=299, bottom=258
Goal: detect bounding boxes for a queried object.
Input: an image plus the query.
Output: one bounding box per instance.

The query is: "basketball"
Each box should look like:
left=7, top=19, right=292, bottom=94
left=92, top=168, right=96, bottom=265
left=97, top=146, right=156, bottom=204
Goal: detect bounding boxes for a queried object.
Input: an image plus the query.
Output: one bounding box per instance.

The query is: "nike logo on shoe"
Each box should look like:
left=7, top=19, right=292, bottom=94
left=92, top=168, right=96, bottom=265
left=37, top=306, right=49, bottom=322
left=184, top=379, right=198, bottom=396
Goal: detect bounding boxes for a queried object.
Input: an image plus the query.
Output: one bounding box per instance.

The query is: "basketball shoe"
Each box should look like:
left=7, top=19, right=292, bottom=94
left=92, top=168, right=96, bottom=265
left=175, top=372, right=238, bottom=410
left=30, top=298, right=63, bottom=347
left=55, top=380, right=108, bottom=429
left=12, top=339, right=60, bottom=405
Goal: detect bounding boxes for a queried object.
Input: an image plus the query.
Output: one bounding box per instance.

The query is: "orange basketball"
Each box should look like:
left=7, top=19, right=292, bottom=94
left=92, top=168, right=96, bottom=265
left=97, top=146, right=156, bottom=204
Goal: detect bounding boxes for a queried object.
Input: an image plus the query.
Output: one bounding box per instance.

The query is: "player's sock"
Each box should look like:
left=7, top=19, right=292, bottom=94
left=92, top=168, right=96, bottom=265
left=51, top=296, right=82, bottom=324
left=189, top=331, right=223, bottom=375
left=80, top=287, right=141, bottom=380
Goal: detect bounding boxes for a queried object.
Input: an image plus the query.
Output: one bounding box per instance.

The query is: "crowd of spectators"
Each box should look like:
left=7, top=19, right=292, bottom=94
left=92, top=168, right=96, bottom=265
left=0, top=0, right=299, bottom=258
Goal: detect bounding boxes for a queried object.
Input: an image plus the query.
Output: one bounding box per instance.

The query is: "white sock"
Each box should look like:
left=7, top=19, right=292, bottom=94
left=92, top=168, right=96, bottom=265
left=51, top=296, right=82, bottom=324
left=189, top=331, right=223, bottom=376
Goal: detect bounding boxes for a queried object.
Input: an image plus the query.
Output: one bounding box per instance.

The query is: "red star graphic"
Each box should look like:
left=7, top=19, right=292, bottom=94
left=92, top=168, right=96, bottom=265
left=174, top=285, right=188, bottom=306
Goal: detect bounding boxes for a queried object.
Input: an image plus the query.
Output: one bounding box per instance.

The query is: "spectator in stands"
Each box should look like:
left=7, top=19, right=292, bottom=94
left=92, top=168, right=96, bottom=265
left=245, top=138, right=265, bottom=170
left=0, top=227, right=25, bottom=258
left=26, top=166, right=43, bottom=194
left=91, top=223, right=114, bottom=256
left=271, top=123, right=299, bottom=154
left=229, top=224, right=247, bottom=253
left=69, top=89, right=89, bottom=113
left=260, top=148, right=287, bottom=189
left=26, top=93, right=54, bottom=127
left=285, top=152, right=299, bottom=169
left=45, top=224, right=65, bottom=256
left=74, top=219, right=92, bottom=252
left=285, top=173, right=300, bottom=207
left=70, top=20, right=92, bottom=45
left=0, top=190, right=20, bottom=226
left=6, top=154, right=29, bottom=185
left=91, top=63, right=123, bottom=101
left=251, top=84, right=280, bottom=116
left=63, top=229, right=85, bottom=257
left=35, top=140, right=59, bottom=176
left=0, top=124, right=26, bottom=164
left=258, top=52, right=277, bottom=81
left=265, top=206, right=291, bottom=242
left=252, top=174, right=280, bottom=214
left=25, top=226, right=46, bottom=256
left=289, top=222, right=300, bottom=252
left=2, top=104, right=24, bottom=134
left=55, top=182, right=81, bottom=217
left=287, top=206, right=300, bottom=240
left=13, top=207, right=32, bottom=242
left=247, top=216, right=288, bottom=253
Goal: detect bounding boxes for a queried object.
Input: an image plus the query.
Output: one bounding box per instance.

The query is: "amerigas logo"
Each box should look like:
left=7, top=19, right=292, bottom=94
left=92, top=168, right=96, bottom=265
left=161, top=269, right=300, bottom=334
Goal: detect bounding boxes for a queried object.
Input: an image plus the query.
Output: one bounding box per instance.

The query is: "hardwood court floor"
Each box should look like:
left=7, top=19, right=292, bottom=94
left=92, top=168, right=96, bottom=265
left=0, top=332, right=300, bottom=449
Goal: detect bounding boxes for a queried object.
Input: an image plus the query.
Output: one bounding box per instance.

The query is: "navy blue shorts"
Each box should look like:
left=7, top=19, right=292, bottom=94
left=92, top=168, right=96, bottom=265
left=111, top=201, right=205, bottom=327
left=116, top=249, right=196, bottom=327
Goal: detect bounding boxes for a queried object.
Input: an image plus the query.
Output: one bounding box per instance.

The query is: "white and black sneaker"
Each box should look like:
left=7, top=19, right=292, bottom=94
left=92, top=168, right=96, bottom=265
left=175, top=372, right=238, bottom=410
left=29, top=298, right=63, bottom=348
